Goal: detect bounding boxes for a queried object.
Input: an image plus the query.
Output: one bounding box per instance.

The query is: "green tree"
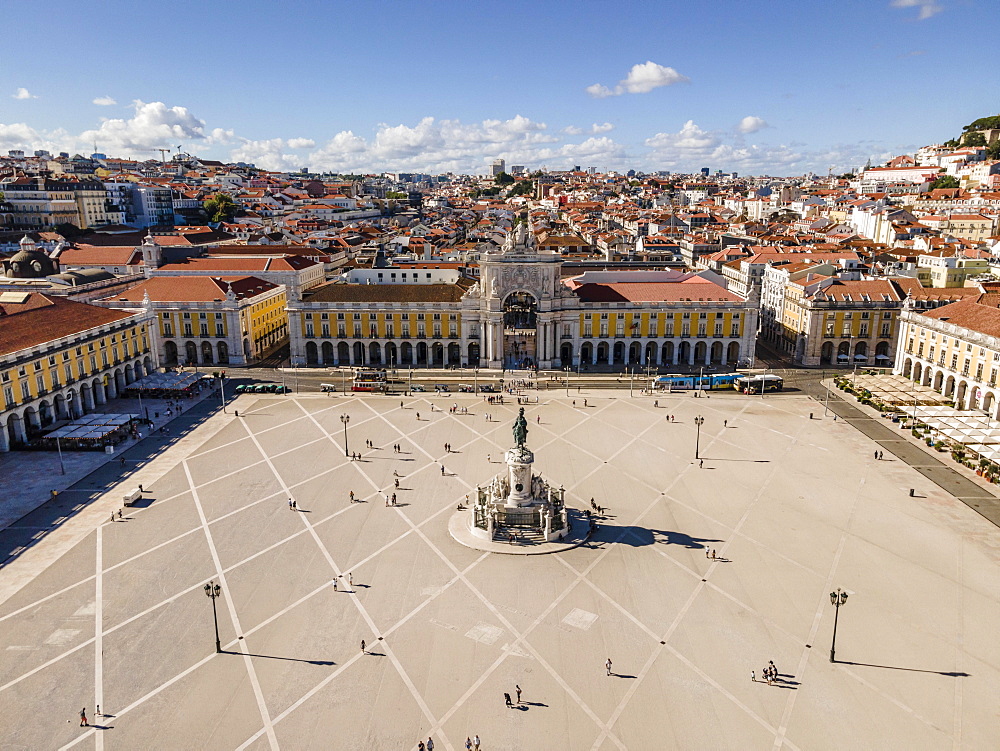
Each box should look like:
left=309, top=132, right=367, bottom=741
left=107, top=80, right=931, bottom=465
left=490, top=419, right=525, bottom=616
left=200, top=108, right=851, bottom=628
left=203, top=192, right=237, bottom=223
left=494, top=171, right=515, bottom=186
left=963, top=115, right=1000, bottom=132
left=385, top=191, right=408, bottom=199
left=987, top=141, right=1000, bottom=160
left=529, top=170, right=544, bottom=178
left=963, top=131, right=987, bottom=147
left=54, top=222, right=83, bottom=238
left=928, top=175, right=959, bottom=190
left=508, top=180, right=534, bottom=197
left=943, top=138, right=959, bottom=148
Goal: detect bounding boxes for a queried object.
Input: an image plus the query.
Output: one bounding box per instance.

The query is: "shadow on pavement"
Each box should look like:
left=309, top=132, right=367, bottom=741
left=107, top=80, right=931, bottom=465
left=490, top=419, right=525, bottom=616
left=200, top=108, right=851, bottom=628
left=0, top=399, right=219, bottom=569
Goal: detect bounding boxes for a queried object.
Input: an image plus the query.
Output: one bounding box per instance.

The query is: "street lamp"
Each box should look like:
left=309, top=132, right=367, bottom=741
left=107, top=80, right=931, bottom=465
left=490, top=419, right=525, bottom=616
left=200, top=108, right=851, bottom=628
left=829, top=587, right=849, bottom=662
left=204, top=580, right=222, bottom=653
left=694, top=414, right=705, bottom=459
left=340, top=414, right=350, bottom=457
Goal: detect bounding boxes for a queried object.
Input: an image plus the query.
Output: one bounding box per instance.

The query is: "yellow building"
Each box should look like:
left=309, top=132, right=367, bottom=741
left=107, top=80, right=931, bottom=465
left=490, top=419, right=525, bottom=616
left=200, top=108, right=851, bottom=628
left=287, top=267, right=757, bottom=370
left=897, top=293, right=1000, bottom=417
left=0, top=292, right=152, bottom=451
left=915, top=255, right=989, bottom=288
left=774, top=278, right=903, bottom=367
left=96, top=276, right=287, bottom=366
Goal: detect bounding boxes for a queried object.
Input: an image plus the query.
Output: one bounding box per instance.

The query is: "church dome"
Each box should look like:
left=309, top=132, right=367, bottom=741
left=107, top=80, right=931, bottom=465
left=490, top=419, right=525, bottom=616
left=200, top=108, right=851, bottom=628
left=5, top=236, right=57, bottom=278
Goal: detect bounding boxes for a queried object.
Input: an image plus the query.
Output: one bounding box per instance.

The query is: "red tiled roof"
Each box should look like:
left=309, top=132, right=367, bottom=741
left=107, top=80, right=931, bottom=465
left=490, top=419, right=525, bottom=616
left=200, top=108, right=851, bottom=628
left=0, top=293, right=136, bottom=356
left=920, top=295, right=1000, bottom=338
left=57, top=247, right=141, bottom=266
left=573, top=279, right=741, bottom=303
left=102, top=276, right=279, bottom=303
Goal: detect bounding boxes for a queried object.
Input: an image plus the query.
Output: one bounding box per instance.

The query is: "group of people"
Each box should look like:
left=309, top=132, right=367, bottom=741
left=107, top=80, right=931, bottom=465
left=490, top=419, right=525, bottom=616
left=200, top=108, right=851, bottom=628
left=503, top=683, right=523, bottom=707
left=589, top=498, right=605, bottom=515
left=448, top=404, right=468, bottom=414
left=484, top=395, right=505, bottom=405
left=753, top=660, right=781, bottom=685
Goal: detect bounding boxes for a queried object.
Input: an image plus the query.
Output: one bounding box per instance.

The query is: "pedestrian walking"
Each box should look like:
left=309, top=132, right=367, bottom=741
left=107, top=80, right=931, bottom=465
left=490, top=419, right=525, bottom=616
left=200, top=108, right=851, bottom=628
left=504, top=692, right=513, bottom=708
left=426, top=738, right=434, bottom=751
left=769, top=660, right=777, bottom=677
left=416, top=412, right=420, bottom=420
left=418, top=741, right=424, bottom=751
left=466, top=738, right=473, bottom=751
left=292, top=499, right=297, bottom=511
left=606, top=658, right=613, bottom=676
left=118, top=509, right=123, bottom=520
left=723, top=419, right=727, bottom=428
left=394, top=478, right=399, bottom=488
left=515, top=684, right=522, bottom=703
left=80, top=707, right=88, bottom=727
left=751, top=670, right=756, bottom=682
left=699, top=459, right=704, bottom=469
left=333, top=578, right=338, bottom=591
left=874, top=450, right=878, bottom=460
left=96, top=704, right=100, bottom=717
left=349, top=491, right=355, bottom=503
left=360, top=639, right=366, bottom=654
left=441, top=464, right=445, bottom=476
left=474, top=735, right=480, bottom=751
left=487, top=453, right=491, bottom=463
left=110, top=512, right=115, bottom=524
left=348, top=572, right=353, bottom=587
left=392, top=493, right=397, bottom=505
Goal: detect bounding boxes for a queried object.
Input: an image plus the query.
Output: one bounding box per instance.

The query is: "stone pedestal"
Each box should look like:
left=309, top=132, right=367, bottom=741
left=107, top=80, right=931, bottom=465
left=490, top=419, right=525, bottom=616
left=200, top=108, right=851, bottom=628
left=504, top=445, right=534, bottom=507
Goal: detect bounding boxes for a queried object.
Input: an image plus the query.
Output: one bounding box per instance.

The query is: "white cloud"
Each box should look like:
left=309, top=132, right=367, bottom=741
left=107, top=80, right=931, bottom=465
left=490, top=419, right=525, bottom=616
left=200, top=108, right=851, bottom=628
left=562, top=125, right=584, bottom=135
left=80, top=100, right=208, bottom=153
left=890, top=0, right=944, bottom=20
left=287, top=137, right=315, bottom=149
left=737, top=116, right=769, bottom=134
left=229, top=138, right=304, bottom=171
left=591, top=122, right=614, bottom=134
left=585, top=83, right=616, bottom=99
left=12, top=88, right=37, bottom=100
left=92, top=96, right=117, bottom=106
left=587, top=62, right=688, bottom=98
left=310, top=115, right=561, bottom=173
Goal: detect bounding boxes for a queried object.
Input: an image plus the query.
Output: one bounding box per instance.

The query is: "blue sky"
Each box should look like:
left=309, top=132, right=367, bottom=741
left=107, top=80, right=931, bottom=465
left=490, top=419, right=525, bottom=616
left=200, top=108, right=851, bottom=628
left=1, top=0, right=996, bottom=175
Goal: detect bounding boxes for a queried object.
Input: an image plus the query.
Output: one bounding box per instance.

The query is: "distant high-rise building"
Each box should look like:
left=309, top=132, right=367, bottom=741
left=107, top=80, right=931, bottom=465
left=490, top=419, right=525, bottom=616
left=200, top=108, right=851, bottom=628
left=573, top=165, right=581, bottom=172
left=510, top=165, right=525, bottom=175
left=700, top=167, right=710, bottom=177
left=626, top=169, right=636, bottom=178
left=490, top=158, right=506, bottom=176
left=731, top=172, right=738, bottom=179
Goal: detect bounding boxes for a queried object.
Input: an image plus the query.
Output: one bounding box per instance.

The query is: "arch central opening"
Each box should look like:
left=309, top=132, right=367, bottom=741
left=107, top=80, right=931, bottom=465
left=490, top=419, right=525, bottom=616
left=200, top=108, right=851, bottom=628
left=503, top=291, right=538, bottom=368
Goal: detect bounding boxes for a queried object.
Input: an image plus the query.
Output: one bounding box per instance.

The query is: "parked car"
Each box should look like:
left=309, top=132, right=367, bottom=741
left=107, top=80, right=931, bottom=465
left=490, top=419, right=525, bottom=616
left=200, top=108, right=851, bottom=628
left=458, top=384, right=474, bottom=392
left=411, top=384, right=426, bottom=392
left=479, top=384, right=497, bottom=393
left=434, top=384, right=450, bottom=392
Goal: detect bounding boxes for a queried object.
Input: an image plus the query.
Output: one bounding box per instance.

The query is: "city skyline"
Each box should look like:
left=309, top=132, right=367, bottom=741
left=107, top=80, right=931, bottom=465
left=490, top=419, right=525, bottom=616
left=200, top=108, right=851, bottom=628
left=1, top=0, right=997, bottom=174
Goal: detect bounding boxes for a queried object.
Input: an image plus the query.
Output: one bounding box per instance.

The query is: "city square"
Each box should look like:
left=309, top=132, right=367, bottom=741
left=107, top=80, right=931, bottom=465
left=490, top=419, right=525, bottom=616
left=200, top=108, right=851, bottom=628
left=0, top=388, right=997, bottom=750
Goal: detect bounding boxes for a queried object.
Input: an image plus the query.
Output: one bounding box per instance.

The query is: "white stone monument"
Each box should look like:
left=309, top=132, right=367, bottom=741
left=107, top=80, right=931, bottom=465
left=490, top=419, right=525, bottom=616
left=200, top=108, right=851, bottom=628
left=470, top=407, right=569, bottom=542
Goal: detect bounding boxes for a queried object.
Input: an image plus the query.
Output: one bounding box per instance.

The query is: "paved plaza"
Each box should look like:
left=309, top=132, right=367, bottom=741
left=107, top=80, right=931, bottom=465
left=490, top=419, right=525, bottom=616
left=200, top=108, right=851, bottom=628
left=0, top=388, right=998, bottom=750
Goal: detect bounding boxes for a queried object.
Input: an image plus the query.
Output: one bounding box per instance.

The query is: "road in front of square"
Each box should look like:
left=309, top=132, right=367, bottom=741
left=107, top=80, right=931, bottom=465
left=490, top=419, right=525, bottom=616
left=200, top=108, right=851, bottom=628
left=0, top=389, right=997, bottom=751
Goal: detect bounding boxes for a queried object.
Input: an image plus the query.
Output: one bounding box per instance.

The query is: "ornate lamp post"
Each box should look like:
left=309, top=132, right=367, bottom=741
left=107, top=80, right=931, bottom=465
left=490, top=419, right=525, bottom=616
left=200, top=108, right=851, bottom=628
left=340, top=414, right=350, bottom=457
left=829, top=587, right=849, bottom=662
left=204, top=580, right=222, bottom=653
left=694, top=414, right=705, bottom=459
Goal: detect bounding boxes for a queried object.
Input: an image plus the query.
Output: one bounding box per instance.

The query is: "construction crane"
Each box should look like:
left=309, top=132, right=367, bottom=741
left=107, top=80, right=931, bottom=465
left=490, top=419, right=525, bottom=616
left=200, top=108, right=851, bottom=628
left=156, top=148, right=170, bottom=164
